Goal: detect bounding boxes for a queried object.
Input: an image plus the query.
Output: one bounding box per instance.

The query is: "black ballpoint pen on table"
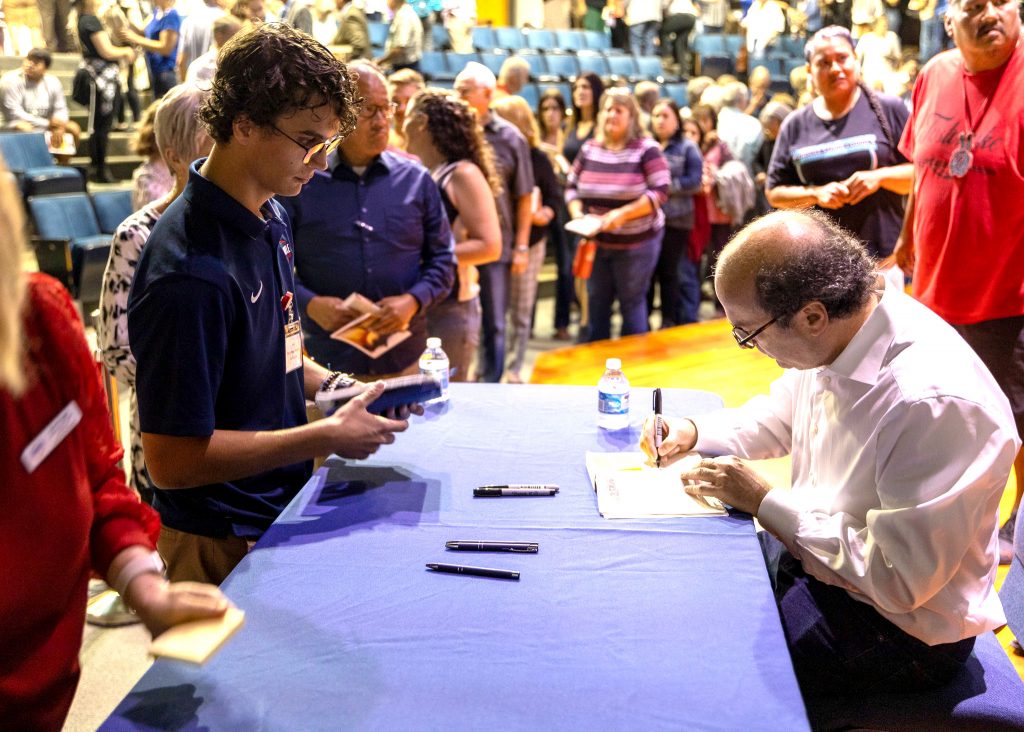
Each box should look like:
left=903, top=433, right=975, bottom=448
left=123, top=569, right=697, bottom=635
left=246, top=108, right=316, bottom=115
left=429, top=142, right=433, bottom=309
left=446, top=541, right=539, bottom=553
left=426, top=563, right=520, bottom=580
left=653, top=388, right=663, bottom=468
left=474, top=485, right=559, bottom=497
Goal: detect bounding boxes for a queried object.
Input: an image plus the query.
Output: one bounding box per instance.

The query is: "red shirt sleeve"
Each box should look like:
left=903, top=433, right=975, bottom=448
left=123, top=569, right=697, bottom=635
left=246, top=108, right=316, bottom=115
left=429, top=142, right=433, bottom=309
left=30, top=274, right=161, bottom=575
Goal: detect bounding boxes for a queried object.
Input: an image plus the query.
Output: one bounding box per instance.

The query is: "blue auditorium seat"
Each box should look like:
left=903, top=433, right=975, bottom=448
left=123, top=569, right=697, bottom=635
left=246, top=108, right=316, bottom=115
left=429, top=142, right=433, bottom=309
left=419, top=50, right=451, bottom=80
left=554, top=29, right=585, bottom=52
left=664, top=82, right=689, bottom=107
left=0, top=132, right=85, bottom=196
left=367, top=21, right=387, bottom=49
left=479, top=50, right=509, bottom=76
left=91, top=188, right=133, bottom=234
left=575, top=51, right=611, bottom=78
left=494, top=26, right=526, bottom=51
left=471, top=25, right=496, bottom=51
left=636, top=55, right=673, bottom=81
left=693, top=34, right=726, bottom=57
left=605, top=54, right=639, bottom=82
left=544, top=53, right=580, bottom=80
left=431, top=24, right=450, bottom=50
left=27, top=193, right=110, bottom=311
left=723, top=34, right=744, bottom=56
left=517, top=83, right=539, bottom=109
left=445, top=51, right=481, bottom=77
left=525, top=28, right=556, bottom=50
left=581, top=30, right=611, bottom=50
left=515, top=51, right=549, bottom=79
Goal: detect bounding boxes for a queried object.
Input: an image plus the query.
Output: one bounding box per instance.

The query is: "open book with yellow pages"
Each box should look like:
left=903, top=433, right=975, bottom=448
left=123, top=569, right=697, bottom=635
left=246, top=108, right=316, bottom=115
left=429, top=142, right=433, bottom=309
left=585, top=451, right=727, bottom=519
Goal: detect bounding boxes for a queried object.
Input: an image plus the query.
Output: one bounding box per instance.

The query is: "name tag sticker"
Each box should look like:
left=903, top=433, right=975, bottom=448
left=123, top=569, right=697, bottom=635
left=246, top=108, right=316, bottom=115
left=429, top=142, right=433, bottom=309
left=285, top=321, right=302, bottom=373
left=21, top=400, right=83, bottom=474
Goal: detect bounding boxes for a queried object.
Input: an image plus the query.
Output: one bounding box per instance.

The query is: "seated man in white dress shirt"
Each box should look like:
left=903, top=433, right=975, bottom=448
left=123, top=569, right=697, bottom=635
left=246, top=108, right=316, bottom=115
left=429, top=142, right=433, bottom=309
left=642, top=209, right=1019, bottom=700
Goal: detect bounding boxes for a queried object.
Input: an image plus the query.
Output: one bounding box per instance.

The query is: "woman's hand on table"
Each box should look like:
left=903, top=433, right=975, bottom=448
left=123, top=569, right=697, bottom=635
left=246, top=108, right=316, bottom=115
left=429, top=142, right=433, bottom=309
left=639, top=414, right=697, bottom=467
left=127, top=574, right=231, bottom=638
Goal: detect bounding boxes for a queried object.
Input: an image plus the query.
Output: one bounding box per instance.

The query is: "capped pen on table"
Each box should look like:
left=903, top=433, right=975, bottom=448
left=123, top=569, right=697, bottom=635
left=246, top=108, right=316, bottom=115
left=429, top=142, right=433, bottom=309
left=653, top=387, right=664, bottom=469
left=446, top=540, right=539, bottom=553
left=426, top=563, right=520, bottom=580
left=474, top=485, right=559, bottom=497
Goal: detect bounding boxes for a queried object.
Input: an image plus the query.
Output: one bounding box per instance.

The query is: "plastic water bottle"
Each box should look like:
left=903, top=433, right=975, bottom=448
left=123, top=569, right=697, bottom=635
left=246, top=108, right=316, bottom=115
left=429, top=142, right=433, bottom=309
left=597, top=358, right=630, bottom=430
left=419, top=336, right=450, bottom=404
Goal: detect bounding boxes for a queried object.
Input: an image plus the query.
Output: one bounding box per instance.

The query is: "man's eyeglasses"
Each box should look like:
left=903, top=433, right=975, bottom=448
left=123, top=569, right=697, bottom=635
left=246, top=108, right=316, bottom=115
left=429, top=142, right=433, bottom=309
left=732, top=316, right=778, bottom=349
left=359, top=102, right=398, bottom=119
left=270, top=124, right=343, bottom=165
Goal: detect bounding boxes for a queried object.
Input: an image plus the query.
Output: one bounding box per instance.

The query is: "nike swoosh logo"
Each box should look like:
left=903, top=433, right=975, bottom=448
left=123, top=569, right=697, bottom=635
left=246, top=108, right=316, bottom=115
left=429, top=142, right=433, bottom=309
left=251, top=281, right=263, bottom=303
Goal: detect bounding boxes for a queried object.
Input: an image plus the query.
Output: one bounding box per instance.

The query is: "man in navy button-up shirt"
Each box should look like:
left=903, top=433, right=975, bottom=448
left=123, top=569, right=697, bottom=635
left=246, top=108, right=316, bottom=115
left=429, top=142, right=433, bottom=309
left=280, top=61, right=455, bottom=378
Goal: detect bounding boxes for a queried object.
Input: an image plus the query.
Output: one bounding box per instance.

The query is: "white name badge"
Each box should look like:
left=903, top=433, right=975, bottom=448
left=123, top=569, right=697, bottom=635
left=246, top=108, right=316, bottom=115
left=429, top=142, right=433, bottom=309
left=21, top=400, right=83, bottom=474
left=285, top=321, right=303, bottom=373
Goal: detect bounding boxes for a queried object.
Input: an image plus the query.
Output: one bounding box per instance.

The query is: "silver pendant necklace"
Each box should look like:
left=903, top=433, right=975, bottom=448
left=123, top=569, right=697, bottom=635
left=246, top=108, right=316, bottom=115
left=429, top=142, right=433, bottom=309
left=950, top=63, right=1001, bottom=178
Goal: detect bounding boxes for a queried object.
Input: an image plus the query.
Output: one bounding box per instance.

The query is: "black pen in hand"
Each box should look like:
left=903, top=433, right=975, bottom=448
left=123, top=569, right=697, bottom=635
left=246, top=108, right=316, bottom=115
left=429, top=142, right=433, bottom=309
left=653, top=388, right=663, bottom=468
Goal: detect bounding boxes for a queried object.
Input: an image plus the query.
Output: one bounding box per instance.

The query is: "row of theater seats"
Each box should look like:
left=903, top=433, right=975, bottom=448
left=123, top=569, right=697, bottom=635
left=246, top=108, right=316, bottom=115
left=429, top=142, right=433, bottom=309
left=366, top=23, right=615, bottom=56
left=1, top=130, right=129, bottom=313
left=427, top=77, right=690, bottom=111
left=28, top=189, right=132, bottom=316
left=693, top=33, right=808, bottom=80
left=418, top=49, right=677, bottom=84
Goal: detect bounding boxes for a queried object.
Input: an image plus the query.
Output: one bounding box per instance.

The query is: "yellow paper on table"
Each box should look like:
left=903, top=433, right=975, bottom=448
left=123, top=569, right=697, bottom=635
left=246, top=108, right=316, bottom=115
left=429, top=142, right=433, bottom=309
left=149, top=607, right=245, bottom=664
left=585, top=451, right=727, bottom=519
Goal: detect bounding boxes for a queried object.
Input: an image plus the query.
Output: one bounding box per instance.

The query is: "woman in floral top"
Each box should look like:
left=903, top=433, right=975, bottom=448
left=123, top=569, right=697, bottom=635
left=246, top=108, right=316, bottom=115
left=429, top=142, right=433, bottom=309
left=97, top=82, right=213, bottom=502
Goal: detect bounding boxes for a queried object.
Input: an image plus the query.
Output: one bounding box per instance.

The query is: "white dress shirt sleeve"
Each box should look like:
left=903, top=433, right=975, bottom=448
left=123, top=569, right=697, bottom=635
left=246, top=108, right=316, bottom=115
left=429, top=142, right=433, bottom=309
left=692, top=369, right=797, bottom=460
left=757, top=394, right=1015, bottom=619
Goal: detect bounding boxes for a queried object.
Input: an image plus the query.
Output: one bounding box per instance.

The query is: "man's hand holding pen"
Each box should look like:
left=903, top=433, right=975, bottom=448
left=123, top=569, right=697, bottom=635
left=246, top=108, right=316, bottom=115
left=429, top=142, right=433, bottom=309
left=640, top=414, right=698, bottom=467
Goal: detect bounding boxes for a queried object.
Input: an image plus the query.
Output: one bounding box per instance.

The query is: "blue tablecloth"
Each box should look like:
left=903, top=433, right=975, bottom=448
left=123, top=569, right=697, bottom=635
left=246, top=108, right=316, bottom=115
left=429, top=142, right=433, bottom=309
left=103, top=384, right=810, bottom=731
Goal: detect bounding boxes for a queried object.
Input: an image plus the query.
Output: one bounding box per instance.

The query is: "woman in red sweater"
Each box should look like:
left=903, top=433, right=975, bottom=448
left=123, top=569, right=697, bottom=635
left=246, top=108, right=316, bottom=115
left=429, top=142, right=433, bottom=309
left=0, top=155, right=230, bottom=729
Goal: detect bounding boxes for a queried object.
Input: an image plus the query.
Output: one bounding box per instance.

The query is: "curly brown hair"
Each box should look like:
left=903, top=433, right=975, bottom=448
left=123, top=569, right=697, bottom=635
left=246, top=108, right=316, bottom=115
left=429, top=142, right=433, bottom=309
left=408, top=88, right=502, bottom=197
left=199, top=23, right=359, bottom=144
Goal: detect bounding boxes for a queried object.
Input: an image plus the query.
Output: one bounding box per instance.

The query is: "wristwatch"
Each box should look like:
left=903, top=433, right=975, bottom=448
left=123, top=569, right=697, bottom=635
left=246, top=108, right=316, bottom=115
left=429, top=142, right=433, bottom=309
left=318, top=370, right=356, bottom=395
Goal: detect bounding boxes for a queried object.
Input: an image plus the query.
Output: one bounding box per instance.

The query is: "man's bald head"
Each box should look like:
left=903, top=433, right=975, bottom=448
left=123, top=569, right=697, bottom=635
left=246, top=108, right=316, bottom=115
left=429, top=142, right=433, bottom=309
left=716, top=210, right=876, bottom=328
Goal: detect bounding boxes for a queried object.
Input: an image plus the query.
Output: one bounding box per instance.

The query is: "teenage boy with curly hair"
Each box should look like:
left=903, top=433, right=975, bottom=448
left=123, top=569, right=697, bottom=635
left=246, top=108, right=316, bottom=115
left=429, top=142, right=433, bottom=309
left=128, top=24, right=419, bottom=584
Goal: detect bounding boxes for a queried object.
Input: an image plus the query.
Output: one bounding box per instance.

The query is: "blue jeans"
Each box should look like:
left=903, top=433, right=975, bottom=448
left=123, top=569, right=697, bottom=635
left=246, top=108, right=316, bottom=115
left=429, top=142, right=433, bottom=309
left=629, top=21, right=660, bottom=57
left=426, top=296, right=481, bottom=383
left=919, top=15, right=946, bottom=63
left=677, top=255, right=700, bottom=325
left=759, top=533, right=974, bottom=698
left=586, top=233, right=662, bottom=342
left=476, top=260, right=509, bottom=383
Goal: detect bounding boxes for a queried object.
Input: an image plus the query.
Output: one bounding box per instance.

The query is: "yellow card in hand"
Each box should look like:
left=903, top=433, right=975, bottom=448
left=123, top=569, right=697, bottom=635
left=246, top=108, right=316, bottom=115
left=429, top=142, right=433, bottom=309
left=148, top=607, right=245, bottom=664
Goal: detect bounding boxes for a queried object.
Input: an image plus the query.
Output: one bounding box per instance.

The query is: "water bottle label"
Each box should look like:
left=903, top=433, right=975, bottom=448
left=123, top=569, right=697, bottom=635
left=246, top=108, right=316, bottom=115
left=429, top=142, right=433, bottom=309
left=598, top=391, right=629, bottom=415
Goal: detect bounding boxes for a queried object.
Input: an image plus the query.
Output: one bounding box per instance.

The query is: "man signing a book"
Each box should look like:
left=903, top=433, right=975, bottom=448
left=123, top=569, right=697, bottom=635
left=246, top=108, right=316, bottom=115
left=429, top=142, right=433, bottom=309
left=641, top=210, right=1018, bottom=709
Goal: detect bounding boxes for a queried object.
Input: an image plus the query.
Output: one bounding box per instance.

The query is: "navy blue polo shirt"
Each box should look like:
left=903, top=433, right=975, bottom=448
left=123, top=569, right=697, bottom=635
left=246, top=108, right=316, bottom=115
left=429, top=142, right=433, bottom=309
left=128, top=161, right=310, bottom=539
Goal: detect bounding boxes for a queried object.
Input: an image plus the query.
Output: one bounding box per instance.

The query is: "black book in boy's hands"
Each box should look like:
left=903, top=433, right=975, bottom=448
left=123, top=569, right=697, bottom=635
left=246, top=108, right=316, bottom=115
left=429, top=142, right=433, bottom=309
left=315, top=373, right=443, bottom=416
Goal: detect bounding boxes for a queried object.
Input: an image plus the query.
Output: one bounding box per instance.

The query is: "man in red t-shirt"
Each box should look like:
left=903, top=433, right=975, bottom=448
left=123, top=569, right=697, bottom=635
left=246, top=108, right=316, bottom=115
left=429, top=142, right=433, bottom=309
left=895, top=0, right=1023, bottom=563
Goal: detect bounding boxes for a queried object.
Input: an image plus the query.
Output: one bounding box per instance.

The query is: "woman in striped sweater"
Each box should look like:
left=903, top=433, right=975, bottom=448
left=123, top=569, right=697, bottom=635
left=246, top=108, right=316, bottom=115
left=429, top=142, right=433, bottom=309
left=565, top=87, right=670, bottom=342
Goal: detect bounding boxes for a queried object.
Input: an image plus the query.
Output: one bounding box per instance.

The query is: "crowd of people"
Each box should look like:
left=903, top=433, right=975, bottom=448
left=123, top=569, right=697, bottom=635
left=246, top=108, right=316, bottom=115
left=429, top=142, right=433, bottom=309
left=1, top=0, right=1022, bottom=726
